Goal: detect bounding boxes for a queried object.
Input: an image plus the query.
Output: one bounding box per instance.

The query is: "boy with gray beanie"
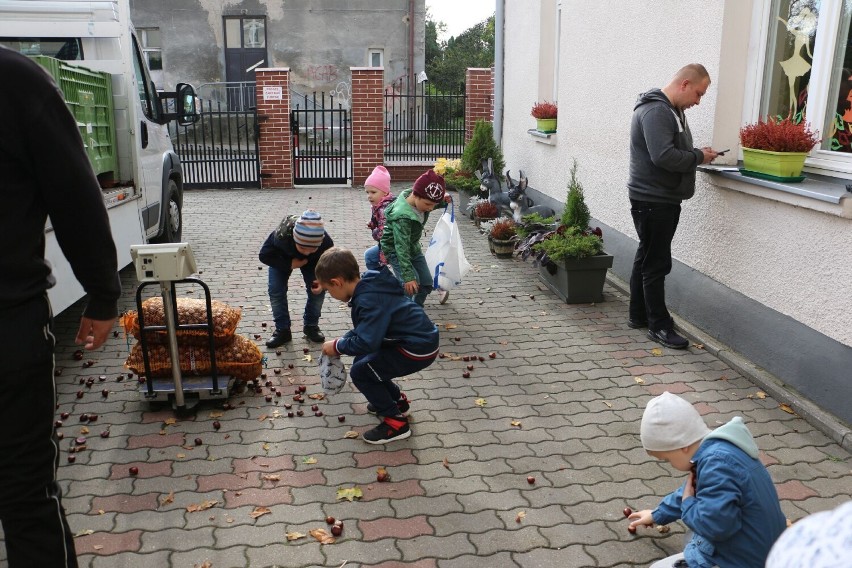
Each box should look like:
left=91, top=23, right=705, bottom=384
left=629, top=392, right=785, bottom=568
left=259, top=209, right=334, bottom=347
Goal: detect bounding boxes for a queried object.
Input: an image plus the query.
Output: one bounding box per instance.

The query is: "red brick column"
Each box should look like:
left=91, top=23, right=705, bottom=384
left=255, top=68, right=292, bottom=189
left=350, top=68, right=385, bottom=187
left=465, top=68, right=494, bottom=142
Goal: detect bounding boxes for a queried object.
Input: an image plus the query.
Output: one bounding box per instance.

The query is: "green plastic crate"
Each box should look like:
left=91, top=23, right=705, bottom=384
left=31, top=55, right=117, bottom=178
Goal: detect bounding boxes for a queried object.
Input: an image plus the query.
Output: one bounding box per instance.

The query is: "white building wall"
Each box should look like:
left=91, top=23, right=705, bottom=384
left=501, top=0, right=852, bottom=347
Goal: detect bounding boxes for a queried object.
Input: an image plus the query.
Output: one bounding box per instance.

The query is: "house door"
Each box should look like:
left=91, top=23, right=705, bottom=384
left=224, top=16, right=267, bottom=110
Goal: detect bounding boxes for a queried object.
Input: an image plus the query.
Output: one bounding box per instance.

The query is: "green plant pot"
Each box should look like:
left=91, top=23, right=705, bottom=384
left=535, top=118, right=557, bottom=134
left=538, top=253, right=614, bottom=304
left=742, top=147, right=808, bottom=178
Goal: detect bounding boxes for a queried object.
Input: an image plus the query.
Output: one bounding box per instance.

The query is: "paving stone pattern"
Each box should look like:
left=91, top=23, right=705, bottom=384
left=3, top=186, right=850, bottom=567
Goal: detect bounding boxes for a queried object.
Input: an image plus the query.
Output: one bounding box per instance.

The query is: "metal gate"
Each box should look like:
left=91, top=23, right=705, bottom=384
left=169, top=94, right=260, bottom=189
left=291, top=92, right=351, bottom=185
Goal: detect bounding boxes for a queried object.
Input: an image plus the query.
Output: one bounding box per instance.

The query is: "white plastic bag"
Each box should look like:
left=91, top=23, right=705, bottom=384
left=425, top=201, right=471, bottom=291
left=318, top=353, right=347, bottom=396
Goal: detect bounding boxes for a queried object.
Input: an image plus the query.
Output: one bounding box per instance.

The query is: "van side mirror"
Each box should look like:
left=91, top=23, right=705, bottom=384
left=176, top=83, right=199, bottom=125
left=158, top=83, right=199, bottom=125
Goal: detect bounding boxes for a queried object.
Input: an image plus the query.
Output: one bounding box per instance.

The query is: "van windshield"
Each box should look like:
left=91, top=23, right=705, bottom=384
left=0, top=37, right=83, bottom=60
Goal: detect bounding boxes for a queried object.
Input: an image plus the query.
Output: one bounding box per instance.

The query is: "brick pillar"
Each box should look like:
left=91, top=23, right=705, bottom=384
left=255, top=68, right=292, bottom=189
left=465, top=67, right=494, bottom=142
left=350, top=67, right=385, bottom=187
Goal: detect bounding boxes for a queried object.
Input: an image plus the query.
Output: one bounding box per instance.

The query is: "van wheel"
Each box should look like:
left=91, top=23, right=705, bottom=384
left=151, top=179, right=182, bottom=243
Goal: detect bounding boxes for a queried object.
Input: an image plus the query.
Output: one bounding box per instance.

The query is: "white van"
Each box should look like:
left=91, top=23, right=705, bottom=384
left=0, top=0, right=197, bottom=313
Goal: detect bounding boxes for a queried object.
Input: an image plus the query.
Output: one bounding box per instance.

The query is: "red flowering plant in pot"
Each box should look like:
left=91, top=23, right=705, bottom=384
left=531, top=101, right=558, bottom=133
left=739, top=115, right=820, bottom=180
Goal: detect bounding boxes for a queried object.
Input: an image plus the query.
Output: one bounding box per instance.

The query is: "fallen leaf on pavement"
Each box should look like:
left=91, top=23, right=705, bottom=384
left=650, top=348, right=662, bottom=356
left=93, top=545, right=104, bottom=551
left=164, top=418, right=177, bottom=426
left=209, top=411, right=223, bottom=418
left=602, top=401, right=612, bottom=408
left=309, top=528, right=335, bottom=544
left=250, top=506, right=271, bottom=519
left=475, top=398, right=487, bottom=407
left=309, top=393, right=325, bottom=400
left=634, top=377, right=645, bottom=385
left=159, top=491, right=175, bottom=507
left=657, top=525, right=671, bottom=534
left=343, top=431, right=360, bottom=439
left=196, top=561, right=212, bottom=568
left=303, top=456, right=318, bottom=464
left=262, top=443, right=271, bottom=453
left=336, top=486, right=363, bottom=501
left=262, top=474, right=281, bottom=482
left=74, top=529, right=94, bottom=537
left=286, top=531, right=306, bottom=541
left=442, top=457, right=450, bottom=469
left=779, top=403, right=797, bottom=415
left=176, top=453, right=186, bottom=459
left=755, top=391, right=767, bottom=399
left=510, top=420, right=522, bottom=428
left=186, top=499, right=218, bottom=513
left=303, top=354, right=313, bottom=362
left=692, top=343, right=704, bottom=349
left=516, top=511, right=526, bottom=523
left=259, top=414, right=268, bottom=422
left=80, top=426, right=89, bottom=435
left=444, top=323, right=458, bottom=330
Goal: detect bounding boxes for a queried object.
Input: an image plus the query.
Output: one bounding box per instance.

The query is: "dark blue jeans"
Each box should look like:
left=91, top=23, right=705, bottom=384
left=0, top=295, right=78, bottom=567
left=385, top=252, right=433, bottom=306
left=350, top=348, right=437, bottom=417
left=268, top=264, right=325, bottom=332
left=629, top=199, right=681, bottom=333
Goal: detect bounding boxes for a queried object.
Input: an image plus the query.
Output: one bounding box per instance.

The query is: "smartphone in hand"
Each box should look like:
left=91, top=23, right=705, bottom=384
left=716, top=148, right=730, bottom=156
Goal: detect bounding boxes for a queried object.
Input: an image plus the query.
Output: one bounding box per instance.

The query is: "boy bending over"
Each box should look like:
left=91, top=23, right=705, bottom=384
left=315, top=248, right=439, bottom=444
left=630, top=391, right=786, bottom=568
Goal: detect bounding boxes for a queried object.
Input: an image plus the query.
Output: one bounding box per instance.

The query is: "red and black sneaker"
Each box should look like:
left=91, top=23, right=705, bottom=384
left=366, top=393, right=409, bottom=415
left=363, top=416, right=411, bottom=444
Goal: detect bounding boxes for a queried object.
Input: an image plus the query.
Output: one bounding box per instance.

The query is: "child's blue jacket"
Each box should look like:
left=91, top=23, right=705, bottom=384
left=652, top=417, right=786, bottom=568
left=331, top=266, right=439, bottom=359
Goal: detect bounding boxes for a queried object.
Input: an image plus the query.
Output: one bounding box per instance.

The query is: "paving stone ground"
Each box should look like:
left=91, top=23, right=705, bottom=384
left=2, top=186, right=850, bottom=567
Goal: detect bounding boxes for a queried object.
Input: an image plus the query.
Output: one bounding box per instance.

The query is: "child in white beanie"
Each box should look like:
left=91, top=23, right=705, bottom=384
left=629, top=391, right=786, bottom=568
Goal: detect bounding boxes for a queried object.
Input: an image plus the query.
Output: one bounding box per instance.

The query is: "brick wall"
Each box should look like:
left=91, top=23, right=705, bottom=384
left=464, top=68, right=494, bottom=142
left=350, top=68, right=385, bottom=187
left=255, top=69, right=293, bottom=189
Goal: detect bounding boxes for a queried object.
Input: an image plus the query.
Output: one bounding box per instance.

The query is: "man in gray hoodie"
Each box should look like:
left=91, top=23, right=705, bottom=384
left=627, top=63, right=719, bottom=349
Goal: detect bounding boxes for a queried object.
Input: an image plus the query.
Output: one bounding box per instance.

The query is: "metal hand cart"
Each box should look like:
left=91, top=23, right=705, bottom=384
left=130, top=243, right=235, bottom=411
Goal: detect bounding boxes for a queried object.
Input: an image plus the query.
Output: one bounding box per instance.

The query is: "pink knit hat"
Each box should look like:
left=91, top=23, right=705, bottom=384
left=364, top=165, right=391, bottom=194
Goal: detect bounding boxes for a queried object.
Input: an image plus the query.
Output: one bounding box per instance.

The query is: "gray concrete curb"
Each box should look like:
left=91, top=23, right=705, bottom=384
left=605, top=272, right=852, bottom=454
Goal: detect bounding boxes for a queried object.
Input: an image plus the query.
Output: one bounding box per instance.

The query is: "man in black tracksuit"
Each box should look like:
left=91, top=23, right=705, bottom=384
left=627, top=63, right=719, bottom=349
left=0, top=47, right=121, bottom=567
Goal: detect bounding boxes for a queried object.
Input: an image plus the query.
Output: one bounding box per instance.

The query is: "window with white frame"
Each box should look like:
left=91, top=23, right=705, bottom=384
left=368, top=49, right=383, bottom=68
left=754, top=0, right=852, bottom=174
left=137, top=28, right=162, bottom=71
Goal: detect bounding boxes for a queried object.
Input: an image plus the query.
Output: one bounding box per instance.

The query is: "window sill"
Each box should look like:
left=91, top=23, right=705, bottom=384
left=698, top=165, right=852, bottom=219
left=527, top=129, right=557, bottom=145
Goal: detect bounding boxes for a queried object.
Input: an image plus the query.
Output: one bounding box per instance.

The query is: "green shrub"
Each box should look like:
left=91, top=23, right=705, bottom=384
left=561, top=160, right=590, bottom=229
left=461, top=120, right=505, bottom=176
left=533, top=226, right=603, bottom=261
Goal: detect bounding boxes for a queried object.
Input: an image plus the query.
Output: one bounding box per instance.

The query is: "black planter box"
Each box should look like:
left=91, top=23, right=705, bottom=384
left=538, top=253, right=614, bottom=303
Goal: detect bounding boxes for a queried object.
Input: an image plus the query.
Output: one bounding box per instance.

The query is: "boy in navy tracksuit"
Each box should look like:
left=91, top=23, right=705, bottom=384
left=316, top=247, right=439, bottom=444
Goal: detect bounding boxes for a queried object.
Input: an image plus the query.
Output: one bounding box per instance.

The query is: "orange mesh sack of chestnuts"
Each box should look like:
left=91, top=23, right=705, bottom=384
left=125, top=334, right=262, bottom=381
left=121, top=297, right=241, bottom=346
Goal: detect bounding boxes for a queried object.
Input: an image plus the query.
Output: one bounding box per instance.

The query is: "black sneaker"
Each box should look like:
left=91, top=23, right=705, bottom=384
left=363, top=416, right=411, bottom=444
left=265, top=329, right=292, bottom=348
left=303, top=325, right=325, bottom=343
left=627, top=319, right=648, bottom=329
left=647, top=328, right=689, bottom=350
left=367, top=394, right=409, bottom=415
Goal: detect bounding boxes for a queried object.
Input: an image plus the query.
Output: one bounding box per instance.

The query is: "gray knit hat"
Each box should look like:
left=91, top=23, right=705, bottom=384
left=640, top=392, right=711, bottom=452
left=293, top=210, right=325, bottom=248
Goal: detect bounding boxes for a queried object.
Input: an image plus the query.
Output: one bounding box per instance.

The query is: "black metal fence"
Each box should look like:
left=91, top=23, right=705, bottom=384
left=384, top=75, right=465, bottom=162
left=169, top=97, right=260, bottom=189
left=291, top=92, right=351, bottom=185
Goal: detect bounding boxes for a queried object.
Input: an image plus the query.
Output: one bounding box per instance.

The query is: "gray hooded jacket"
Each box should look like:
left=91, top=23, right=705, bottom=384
left=628, top=89, right=704, bottom=204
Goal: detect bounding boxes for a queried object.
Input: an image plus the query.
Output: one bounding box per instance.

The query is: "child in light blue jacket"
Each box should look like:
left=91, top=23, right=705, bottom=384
left=628, top=392, right=786, bottom=568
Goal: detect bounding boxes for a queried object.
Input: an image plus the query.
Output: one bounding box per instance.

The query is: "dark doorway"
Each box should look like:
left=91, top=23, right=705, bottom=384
left=223, top=16, right=267, bottom=110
